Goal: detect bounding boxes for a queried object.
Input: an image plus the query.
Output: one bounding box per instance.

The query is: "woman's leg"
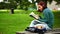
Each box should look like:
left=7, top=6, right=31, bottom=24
left=29, top=20, right=36, bottom=27
left=29, top=19, right=44, bottom=27
left=33, top=22, right=51, bottom=30
left=29, top=20, right=40, bottom=27
left=29, top=20, right=51, bottom=30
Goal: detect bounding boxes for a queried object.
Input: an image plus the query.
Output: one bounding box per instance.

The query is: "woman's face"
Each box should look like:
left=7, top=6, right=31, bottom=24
left=38, top=5, right=43, bottom=11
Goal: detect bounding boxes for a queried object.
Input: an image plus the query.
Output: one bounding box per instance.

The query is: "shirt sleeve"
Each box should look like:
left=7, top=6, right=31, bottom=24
left=38, top=10, right=49, bottom=23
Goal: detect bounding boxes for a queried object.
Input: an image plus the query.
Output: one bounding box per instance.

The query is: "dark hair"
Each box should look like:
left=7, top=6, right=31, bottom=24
left=38, top=1, right=47, bottom=9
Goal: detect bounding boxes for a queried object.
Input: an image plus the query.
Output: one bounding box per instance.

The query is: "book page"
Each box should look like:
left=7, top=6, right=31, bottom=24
left=29, top=12, right=39, bottom=19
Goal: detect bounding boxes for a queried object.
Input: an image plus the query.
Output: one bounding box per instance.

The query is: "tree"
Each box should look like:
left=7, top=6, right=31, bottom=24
left=3, top=0, right=17, bottom=9
left=14, top=0, right=31, bottom=10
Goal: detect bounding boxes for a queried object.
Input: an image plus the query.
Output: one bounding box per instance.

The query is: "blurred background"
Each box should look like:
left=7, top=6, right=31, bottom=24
left=0, top=0, right=60, bottom=34
left=0, top=0, right=60, bottom=10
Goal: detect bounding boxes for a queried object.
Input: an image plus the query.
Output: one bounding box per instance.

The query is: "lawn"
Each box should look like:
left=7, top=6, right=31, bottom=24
left=0, top=10, right=60, bottom=34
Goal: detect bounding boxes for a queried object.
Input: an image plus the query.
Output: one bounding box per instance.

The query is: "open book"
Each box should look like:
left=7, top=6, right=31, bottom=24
left=29, top=12, right=39, bottom=19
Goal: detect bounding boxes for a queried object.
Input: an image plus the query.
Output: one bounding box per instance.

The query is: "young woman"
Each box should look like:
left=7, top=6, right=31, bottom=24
left=25, top=1, right=54, bottom=33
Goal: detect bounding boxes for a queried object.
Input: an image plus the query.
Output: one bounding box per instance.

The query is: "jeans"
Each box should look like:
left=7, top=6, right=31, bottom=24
left=29, top=20, right=51, bottom=30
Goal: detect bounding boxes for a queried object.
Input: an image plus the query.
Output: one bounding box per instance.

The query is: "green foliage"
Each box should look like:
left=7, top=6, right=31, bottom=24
left=0, top=2, right=6, bottom=9
left=0, top=2, right=17, bottom=9
left=14, top=0, right=31, bottom=10
left=53, top=11, right=60, bottom=28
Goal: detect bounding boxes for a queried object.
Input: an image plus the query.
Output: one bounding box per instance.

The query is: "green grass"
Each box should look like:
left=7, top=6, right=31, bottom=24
left=0, top=10, right=33, bottom=34
left=0, top=14, right=34, bottom=34
left=0, top=10, right=60, bottom=34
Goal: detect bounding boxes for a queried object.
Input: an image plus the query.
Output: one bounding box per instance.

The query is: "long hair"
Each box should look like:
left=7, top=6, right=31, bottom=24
left=38, top=1, right=47, bottom=9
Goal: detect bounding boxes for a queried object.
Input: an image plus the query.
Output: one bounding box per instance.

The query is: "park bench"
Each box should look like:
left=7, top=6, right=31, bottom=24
left=16, top=28, right=60, bottom=34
